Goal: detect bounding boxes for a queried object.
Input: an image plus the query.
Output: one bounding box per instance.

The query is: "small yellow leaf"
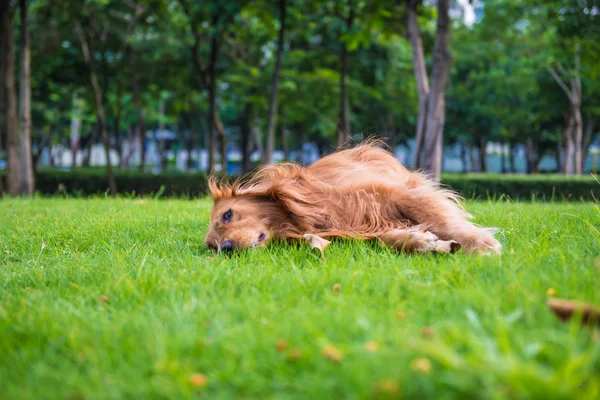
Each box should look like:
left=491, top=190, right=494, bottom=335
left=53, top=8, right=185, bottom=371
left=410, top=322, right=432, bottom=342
left=420, top=327, right=434, bottom=338
left=365, top=341, right=379, bottom=352
left=546, top=288, right=556, bottom=296
left=410, top=357, right=432, bottom=374
left=322, top=345, right=343, bottom=362
left=303, top=234, right=331, bottom=260
left=275, top=340, right=288, bottom=352
left=287, top=348, right=302, bottom=362
left=189, top=373, right=208, bottom=388
left=374, top=379, right=400, bottom=397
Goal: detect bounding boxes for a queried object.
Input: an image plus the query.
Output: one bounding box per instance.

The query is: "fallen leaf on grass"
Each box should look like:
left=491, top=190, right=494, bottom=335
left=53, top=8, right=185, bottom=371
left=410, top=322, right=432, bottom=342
left=275, top=340, right=288, bottom=352
left=99, top=295, right=109, bottom=304
left=420, top=327, right=434, bottom=338
left=322, top=345, right=343, bottom=362
left=410, top=357, right=432, bottom=374
left=548, top=298, right=600, bottom=326
left=396, top=311, right=406, bottom=319
left=365, top=341, right=379, bottom=352
left=546, top=288, right=556, bottom=296
left=303, top=234, right=331, bottom=260
left=332, top=283, right=341, bottom=293
left=287, top=348, right=302, bottom=362
left=189, top=373, right=208, bottom=388
left=374, top=379, right=400, bottom=398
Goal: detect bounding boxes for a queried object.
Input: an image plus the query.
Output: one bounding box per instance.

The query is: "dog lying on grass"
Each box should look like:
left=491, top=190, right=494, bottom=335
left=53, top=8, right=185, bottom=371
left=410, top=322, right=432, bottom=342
left=205, top=143, right=501, bottom=255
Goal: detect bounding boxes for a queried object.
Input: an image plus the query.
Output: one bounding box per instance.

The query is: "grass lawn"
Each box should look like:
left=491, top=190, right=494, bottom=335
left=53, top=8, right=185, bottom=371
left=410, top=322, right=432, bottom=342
left=1, top=198, right=599, bottom=399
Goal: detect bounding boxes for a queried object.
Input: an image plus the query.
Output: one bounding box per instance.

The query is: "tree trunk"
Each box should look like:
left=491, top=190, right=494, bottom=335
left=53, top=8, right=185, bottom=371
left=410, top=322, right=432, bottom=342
left=526, top=137, right=539, bottom=174
left=16, top=0, right=34, bottom=195
left=336, top=2, right=354, bottom=148
left=408, top=0, right=430, bottom=169
left=547, top=44, right=583, bottom=175
left=241, top=103, right=253, bottom=174
left=563, top=112, right=575, bottom=175
left=582, top=114, right=595, bottom=172
left=460, top=142, right=468, bottom=173
left=477, top=135, right=486, bottom=173
left=128, top=51, right=146, bottom=173
left=509, top=141, right=516, bottom=173
left=280, top=109, right=288, bottom=162
left=158, top=98, right=167, bottom=173
left=75, top=17, right=117, bottom=196
left=500, top=142, right=507, bottom=173
left=0, top=3, right=5, bottom=198
left=263, top=0, right=286, bottom=163
left=186, top=109, right=195, bottom=172
left=421, top=0, right=451, bottom=180
left=122, top=127, right=137, bottom=169
left=572, top=105, right=583, bottom=175
left=469, top=144, right=478, bottom=172
left=70, top=93, right=81, bottom=169
left=82, top=122, right=99, bottom=168
left=2, top=2, right=20, bottom=196
left=207, top=33, right=218, bottom=173
left=113, top=84, right=123, bottom=168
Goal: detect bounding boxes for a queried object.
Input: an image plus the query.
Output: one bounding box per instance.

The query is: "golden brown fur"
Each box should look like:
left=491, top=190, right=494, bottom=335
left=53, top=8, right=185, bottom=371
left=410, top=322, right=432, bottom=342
left=205, top=143, right=501, bottom=255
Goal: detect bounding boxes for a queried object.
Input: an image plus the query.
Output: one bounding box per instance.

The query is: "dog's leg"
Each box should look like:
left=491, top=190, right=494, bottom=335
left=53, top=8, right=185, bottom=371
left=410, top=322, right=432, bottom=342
left=378, top=227, right=460, bottom=254
left=390, top=174, right=502, bottom=255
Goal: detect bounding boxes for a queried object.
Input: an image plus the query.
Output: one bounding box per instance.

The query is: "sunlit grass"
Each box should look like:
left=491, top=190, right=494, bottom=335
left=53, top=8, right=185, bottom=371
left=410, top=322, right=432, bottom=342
left=1, top=199, right=599, bottom=399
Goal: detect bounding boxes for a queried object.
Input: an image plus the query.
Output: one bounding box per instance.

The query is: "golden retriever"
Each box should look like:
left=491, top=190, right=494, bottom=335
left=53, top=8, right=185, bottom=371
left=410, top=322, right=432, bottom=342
left=205, top=143, right=501, bottom=255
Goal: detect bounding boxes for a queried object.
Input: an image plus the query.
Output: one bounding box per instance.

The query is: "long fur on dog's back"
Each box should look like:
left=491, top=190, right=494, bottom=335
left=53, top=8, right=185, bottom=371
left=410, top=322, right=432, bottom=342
left=209, top=143, right=467, bottom=239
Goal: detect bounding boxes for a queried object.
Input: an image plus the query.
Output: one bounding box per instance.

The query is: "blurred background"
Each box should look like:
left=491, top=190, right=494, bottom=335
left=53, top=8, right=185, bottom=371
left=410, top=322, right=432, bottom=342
left=0, top=0, right=599, bottom=197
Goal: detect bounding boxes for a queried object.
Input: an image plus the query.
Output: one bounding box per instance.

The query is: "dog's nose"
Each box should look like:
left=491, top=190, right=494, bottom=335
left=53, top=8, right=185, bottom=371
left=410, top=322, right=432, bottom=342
left=220, top=240, right=234, bottom=252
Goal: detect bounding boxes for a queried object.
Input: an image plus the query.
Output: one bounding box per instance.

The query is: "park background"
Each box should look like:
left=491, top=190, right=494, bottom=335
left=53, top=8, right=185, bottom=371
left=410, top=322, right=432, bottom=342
left=0, top=0, right=599, bottom=199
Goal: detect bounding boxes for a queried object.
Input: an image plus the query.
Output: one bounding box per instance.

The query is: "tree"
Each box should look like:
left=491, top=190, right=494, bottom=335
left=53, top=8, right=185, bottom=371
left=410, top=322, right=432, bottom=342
left=177, top=1, right=246, bottom=173
left=548, top=60, right=582, bottom=175
left=407, top=0, right=428, bottom=168
left=421, top=0, right=451, bottom=179
left=74, top=6, right=117, bottom=195
left=17, top=0, right=35, bottom=195
left=336, top=0, right=354, bottom=147
left=1, top=1, right=21, bottom=196
left=263, top=0, right=287, bottom=163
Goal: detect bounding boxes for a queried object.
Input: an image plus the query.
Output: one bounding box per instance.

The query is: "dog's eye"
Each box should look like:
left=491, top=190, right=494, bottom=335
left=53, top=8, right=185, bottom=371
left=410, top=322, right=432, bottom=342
left=222, top=209, right=232, bottom=224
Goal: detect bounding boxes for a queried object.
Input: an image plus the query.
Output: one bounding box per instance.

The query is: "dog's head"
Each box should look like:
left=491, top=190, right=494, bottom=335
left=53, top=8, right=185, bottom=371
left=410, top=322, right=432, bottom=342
left=204, top=192, right=275, bottom=252
left=205, top=166, right=322, bottom=253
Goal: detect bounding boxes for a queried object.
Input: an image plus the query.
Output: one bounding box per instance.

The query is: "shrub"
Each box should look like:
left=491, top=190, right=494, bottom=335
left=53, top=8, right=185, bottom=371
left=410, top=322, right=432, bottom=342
left=34, top=169, right=209, bottom=197
left=441, top=173, right=599, bottom=201
left=3, top=170, right=598, bottom=200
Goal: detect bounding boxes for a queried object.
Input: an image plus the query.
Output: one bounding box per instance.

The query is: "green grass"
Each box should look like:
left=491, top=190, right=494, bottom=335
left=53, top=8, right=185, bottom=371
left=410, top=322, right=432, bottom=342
left=1, top=199, right=599, bottom=399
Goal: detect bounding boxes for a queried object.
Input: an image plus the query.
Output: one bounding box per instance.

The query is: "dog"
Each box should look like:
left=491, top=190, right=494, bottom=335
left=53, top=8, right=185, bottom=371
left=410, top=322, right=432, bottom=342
left=205, top=143, right=501, bottom=255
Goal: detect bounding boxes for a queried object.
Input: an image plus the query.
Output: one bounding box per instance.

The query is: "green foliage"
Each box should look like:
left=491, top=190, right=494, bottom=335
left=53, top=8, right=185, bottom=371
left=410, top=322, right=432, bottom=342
left=18, top=170, right=600, bottom=201
left=442, top=173, right=600, bottom=201
left=34, top=169, right=209, bottom=197
left=0, top=199, right=599, bottom=398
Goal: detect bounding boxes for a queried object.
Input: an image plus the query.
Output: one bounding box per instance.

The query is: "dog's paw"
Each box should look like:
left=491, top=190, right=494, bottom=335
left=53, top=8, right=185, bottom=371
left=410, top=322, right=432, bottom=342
left=418, top=231, right=460, bottom=254
left=461, top=234, right=502, bottom=255
left=436, top=240, right=461, bottom=254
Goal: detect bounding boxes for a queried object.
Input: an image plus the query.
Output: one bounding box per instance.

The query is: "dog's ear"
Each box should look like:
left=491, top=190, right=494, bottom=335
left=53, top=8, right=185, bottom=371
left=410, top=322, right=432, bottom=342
left=208, top=176, right=232, bottom=200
